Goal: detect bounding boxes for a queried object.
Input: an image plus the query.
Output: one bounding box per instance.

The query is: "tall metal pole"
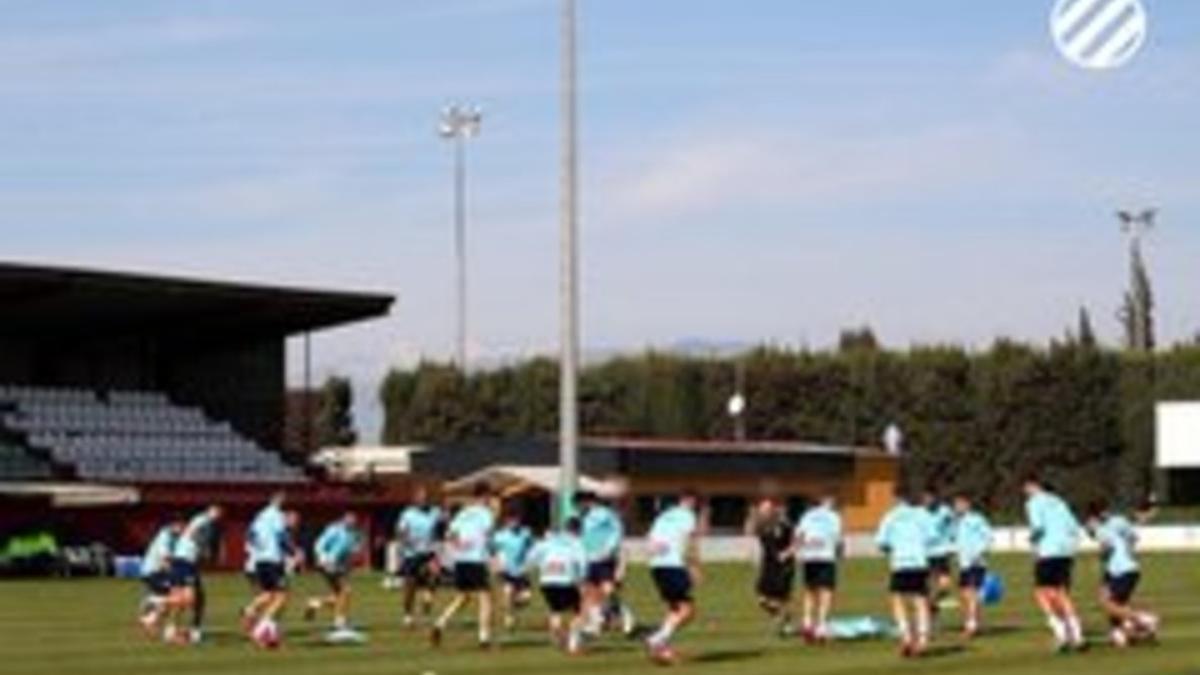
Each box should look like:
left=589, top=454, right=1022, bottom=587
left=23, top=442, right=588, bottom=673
left=558, top=0, right=580, bottom=524
left=303, top=332, right=313, bottom=455
left=454, top=134, right=468, bottom=370
left=439, top=104, right=481, bottom=370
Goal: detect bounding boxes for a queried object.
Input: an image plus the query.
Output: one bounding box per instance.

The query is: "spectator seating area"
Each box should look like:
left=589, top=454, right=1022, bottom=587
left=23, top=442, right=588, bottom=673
left=0, top=385, right=303, bottom=483
left=0, top=439, right=53, bottom=479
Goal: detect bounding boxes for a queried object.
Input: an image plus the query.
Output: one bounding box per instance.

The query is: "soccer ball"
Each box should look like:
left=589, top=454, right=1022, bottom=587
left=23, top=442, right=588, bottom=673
left=981, top=572, right=1005, bottom=606
left=253, top=621, right=281, bottom=649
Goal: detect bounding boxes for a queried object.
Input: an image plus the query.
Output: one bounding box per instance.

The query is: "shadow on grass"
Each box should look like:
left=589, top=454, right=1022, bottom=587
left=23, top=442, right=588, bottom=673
left=496, top=637, right=554, bottom=650
left=919, top=644, right=968, bottom=660
left=976, top=624, right=1022, bottom=638
left=691, top=648, right=766, bottom=664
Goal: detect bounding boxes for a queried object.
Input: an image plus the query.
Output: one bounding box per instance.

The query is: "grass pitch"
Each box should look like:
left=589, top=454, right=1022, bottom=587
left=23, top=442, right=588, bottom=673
left=0, top=554, right=1196, bottom=675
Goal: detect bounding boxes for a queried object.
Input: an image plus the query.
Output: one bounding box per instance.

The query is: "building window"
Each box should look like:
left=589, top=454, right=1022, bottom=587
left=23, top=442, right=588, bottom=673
left=786, top=495, right=814, bottom=522
left=707, top=495, right=748, bottom=533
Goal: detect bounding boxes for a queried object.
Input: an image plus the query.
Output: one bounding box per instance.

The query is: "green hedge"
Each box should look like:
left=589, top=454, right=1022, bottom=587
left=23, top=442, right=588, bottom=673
left=379, top=342, right=1200, bottom=511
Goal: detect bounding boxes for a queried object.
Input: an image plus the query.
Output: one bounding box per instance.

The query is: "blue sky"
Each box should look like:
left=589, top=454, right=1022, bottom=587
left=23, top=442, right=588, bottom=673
left=2, top=1, right=1197, bottom=439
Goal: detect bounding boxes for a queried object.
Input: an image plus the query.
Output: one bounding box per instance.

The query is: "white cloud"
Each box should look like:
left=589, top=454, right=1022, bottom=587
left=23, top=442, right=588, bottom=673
left=606, top=122, right=1026, bottom=221
left=0, top=16, right=255, bottom=69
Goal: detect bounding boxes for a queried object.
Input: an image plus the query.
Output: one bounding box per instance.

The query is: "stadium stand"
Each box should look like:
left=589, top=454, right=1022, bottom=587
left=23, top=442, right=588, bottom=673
left=0, top=439, right=52, bottom=480
left=0, top=385, right=303, bottom=483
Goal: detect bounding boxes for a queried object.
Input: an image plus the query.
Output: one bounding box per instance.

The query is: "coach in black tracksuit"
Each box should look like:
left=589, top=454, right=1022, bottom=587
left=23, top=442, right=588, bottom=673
left=752, top=498, right=796, bottom=635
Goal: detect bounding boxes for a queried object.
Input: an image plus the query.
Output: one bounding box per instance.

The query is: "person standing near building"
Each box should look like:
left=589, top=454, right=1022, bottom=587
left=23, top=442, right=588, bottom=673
left=644, top=490, right=702, bottom=665
left=749, top=497, right=795, bottom=636
left=1023, top=476, right=1085, bottom=653
left=430, top=483, right=497, bottom=649
left=794, top=492, right=843, bottom=643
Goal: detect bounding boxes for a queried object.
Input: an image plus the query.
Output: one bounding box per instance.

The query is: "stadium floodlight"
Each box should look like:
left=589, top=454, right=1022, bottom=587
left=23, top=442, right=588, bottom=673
left=728, top=359, right=747, bottom=442
left=438, top=104, right=483, bottom=370
left=1117, top=208, right=1156, bottom=234
left=558, top=0, right=580, bottom=525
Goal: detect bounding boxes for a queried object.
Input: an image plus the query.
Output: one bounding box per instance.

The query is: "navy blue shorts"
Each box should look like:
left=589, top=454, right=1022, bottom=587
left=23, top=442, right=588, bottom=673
left=1034, top=557, right=1073, bottom=589
left=1104, top=571, right=1140, bottom=604
left=255, top=561, right=288, bottom=592
left=501, top=573, right=531, bottom=591
left=401, top=552, right=438, bottom=585
left=143, top=572, right=172, bottom=596
left=169, top=559, right=200, bottom=588
left=586, top=557, right=619, bottom=585
left=890, top=569, right=930, bottom=596
left=803, top=562, right=838, bottom=590
left=959, top=565, right=987, bottom=590
left=541, top=585, right=582, bottom=613
left=453, top=562, right=490, bottom=592
left=928, top=555, right=953, bottom=576
left=651, top=567, right=693, bottom=608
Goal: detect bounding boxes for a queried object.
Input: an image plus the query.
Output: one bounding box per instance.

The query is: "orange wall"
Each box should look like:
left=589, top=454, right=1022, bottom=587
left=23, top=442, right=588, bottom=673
left=620, top=456, right=897, bottom=532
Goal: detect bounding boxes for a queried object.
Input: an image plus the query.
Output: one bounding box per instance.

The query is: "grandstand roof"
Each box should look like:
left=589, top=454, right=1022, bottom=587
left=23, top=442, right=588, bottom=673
left=0, top=261, right=394, bottom=337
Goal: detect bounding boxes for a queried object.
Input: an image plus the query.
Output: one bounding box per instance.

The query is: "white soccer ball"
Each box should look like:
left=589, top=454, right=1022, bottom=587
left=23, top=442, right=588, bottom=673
left=253, top=621, right=281, bottom=649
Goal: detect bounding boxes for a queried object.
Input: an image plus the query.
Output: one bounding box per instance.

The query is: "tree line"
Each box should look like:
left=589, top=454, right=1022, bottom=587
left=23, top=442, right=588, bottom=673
left=376, top=335, right=1200, bottom=513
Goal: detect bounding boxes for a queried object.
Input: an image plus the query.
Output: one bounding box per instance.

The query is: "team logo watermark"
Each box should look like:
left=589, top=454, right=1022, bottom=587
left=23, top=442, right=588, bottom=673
left=1050, top=0, right=1148, bottom=70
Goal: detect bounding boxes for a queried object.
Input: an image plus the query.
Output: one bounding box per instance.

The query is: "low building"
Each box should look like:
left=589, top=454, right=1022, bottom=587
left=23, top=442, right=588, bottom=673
left=414, top=437, right=899, bottom=533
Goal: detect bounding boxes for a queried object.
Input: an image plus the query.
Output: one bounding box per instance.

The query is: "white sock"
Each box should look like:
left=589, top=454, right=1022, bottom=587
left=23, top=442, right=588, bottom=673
left=649, top=623, right=675, bottom=646
left=1065, top=615, right=1083, bottom=644
left=567, top=627, right=582, bottom=653
left=896, top=617, right=911, bottom=644
left=1047, top=616, right=1066, bottom=643
left=479, top=626, right=491, bottom=644
left=916, top=612, right=931, bottom=643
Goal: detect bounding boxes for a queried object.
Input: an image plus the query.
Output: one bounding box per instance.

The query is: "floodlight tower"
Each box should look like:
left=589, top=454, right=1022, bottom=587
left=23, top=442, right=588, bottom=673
left=439, top=104, right=483, bottom=370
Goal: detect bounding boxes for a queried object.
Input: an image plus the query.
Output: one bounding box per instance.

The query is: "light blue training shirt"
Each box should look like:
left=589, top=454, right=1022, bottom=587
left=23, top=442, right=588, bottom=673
left=581, top=504, right=624, bottom=562
left=796, top=504, right=843, bottom=563
left=1025, top=490, right=1080, bottom=560
left=528, top=532, right=588, bottom=587
left=448, top=503, right=496, bottom=565
left=875, top=503, right=934, bottom=572
left=647, top=504, right=698, bottom=569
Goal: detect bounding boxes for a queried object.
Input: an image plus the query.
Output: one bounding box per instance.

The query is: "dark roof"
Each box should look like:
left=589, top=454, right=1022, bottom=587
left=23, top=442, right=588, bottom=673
left=0, top=261, right=394, bottom=338
left=413, top=436, right=891, bottom=481
left=582, top=437, right=881, bottom=457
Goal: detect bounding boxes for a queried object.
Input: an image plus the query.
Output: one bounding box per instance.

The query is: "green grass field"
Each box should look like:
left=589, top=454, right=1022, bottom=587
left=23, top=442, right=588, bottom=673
left=1, top=554, right=1196, bottom=675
